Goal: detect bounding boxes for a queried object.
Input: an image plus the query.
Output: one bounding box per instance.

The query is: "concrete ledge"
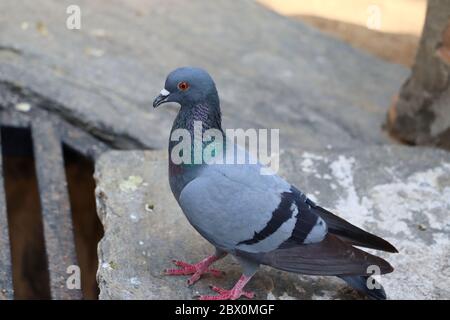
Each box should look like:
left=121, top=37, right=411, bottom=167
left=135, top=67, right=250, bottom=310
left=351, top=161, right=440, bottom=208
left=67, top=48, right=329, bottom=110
left=95, top=146, right=450, bottom=299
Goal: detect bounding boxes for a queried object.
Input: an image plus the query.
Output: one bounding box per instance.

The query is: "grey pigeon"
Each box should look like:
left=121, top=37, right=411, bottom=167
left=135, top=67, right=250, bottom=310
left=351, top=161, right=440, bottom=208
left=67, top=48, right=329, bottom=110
left=153, top=67, right=397, bottom=300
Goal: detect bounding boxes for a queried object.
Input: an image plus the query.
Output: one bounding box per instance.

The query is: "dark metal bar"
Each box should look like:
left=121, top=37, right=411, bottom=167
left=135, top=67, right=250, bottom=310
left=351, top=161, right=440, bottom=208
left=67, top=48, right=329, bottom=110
left=31, top=120, right=82, bottom=300
left=1, top=105, right=109, bottom=160
left=0, top=130, right=14, bottom=300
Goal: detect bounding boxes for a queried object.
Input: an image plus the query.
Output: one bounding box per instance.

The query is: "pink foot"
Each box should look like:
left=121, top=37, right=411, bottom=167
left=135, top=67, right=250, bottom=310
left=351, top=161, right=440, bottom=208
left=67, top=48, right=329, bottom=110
left=164, top=257, right=223, bottom=285
left=198, top=285, right=255, bottom=300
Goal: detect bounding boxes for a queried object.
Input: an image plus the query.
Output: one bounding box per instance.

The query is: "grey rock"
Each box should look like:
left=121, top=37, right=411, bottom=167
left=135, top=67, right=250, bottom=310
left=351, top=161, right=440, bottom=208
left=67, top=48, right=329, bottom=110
left=94, top=146, right=450, bottom=300
left=1, top=0, right=407, bottom=150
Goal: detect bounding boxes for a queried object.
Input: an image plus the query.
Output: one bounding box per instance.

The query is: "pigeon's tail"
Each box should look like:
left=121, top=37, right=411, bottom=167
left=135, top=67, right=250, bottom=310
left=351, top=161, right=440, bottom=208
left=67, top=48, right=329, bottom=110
left=312, top=205, right=398, bottom=253
left=339, top=275, right=387, bottom=300
left=253, top=234, right=394, bottom=276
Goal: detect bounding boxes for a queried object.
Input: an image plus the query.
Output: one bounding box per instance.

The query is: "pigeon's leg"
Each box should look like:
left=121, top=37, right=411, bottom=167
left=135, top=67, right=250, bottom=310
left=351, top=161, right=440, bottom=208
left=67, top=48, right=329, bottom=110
left=198, top=256, right=258, bottom=300
left=164, top=249, right=227, bottom=285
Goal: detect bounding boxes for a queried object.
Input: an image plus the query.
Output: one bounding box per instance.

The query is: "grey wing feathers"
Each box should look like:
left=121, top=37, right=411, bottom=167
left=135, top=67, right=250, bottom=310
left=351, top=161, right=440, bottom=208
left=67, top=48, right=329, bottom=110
left=236, top=186, right=327, bottom=251
left=178, top=164, right=328, bottom=254
left=178, top=163, right=294, bottom=252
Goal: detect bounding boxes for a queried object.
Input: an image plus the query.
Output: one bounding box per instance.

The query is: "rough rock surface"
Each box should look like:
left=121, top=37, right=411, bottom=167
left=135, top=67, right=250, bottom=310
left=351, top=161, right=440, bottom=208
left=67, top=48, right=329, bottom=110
left=95, top=147, right=450, bottom=300
left=0, top=0, right=407, bottom=150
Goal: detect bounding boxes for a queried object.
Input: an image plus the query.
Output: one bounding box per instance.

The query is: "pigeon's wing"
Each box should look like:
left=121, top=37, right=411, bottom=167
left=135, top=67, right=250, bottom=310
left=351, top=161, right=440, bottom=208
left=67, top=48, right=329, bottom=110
left=178, top=163, right=327, bottom=253
left=241, top=233, right=394, bottom=276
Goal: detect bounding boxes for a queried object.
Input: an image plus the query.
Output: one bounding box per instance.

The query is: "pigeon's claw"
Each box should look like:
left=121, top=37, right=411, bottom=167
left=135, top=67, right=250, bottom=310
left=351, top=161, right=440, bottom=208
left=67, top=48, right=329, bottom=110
left=172, top=260, right=193, bottom=268
left=206, top=269, right=223, bottom=277
left=187, top=267, right=223, bottom=286
left=164, top=261, right=195, bottom=276
left=163, top=255, right=224, bottom=285
left=198, top=286, right=255, bottom=300
left=198, top=274, right=255, bottom=300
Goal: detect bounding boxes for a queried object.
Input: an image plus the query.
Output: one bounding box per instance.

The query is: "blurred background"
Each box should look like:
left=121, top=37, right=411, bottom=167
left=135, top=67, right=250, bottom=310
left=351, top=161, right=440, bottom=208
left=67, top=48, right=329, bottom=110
left=259, top=0, right=426, bottom=66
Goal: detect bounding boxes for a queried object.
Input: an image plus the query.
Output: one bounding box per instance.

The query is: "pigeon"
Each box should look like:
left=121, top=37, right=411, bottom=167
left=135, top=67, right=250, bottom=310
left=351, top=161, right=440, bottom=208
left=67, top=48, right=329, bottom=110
left=153, top=67, right=397, bottom=300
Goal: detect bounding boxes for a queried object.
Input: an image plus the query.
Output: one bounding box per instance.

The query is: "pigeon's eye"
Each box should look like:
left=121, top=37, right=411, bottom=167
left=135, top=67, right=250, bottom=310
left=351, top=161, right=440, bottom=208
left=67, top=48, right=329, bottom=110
left=178, top=81, right=190, bottom=91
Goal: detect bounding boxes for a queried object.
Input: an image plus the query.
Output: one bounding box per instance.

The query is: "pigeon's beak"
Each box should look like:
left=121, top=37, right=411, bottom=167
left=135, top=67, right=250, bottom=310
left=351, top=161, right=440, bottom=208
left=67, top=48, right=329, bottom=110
left=153, top=89, right=171, bottom=108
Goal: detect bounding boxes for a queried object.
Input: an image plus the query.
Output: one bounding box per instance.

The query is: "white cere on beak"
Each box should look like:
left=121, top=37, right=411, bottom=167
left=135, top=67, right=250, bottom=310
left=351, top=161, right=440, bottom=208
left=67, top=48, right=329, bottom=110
left=160, top=88, right=170, bottom=97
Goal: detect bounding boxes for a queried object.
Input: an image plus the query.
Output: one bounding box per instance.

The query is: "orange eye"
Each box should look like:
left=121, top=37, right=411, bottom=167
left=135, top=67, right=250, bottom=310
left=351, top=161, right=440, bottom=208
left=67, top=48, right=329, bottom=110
left=178, top=81, right=189, bottom=91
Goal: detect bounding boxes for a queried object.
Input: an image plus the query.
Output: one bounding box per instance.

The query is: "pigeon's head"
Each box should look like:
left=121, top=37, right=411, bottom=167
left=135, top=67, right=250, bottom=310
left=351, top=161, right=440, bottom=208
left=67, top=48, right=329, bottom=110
left=153, top=67, right=219, bottom=109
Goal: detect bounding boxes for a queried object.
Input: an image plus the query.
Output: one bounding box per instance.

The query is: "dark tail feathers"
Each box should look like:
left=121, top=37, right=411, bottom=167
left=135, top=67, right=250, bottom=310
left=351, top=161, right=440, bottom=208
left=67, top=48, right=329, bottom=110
left=312, top=204, right=398, bottom=253
left=339, top=275, right=387, bottom=300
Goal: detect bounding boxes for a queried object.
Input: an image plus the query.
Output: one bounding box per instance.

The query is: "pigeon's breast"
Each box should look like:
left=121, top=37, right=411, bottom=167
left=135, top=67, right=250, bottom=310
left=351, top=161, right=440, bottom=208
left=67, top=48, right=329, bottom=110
left=168, top=159, right=206, bottom=201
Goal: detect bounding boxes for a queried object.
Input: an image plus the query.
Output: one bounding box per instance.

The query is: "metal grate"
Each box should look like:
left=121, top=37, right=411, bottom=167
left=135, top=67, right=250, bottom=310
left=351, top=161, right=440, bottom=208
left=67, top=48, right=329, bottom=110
left=0, top=129, right=13, bottom=300
left=0, top=102, right=109, bottom=299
